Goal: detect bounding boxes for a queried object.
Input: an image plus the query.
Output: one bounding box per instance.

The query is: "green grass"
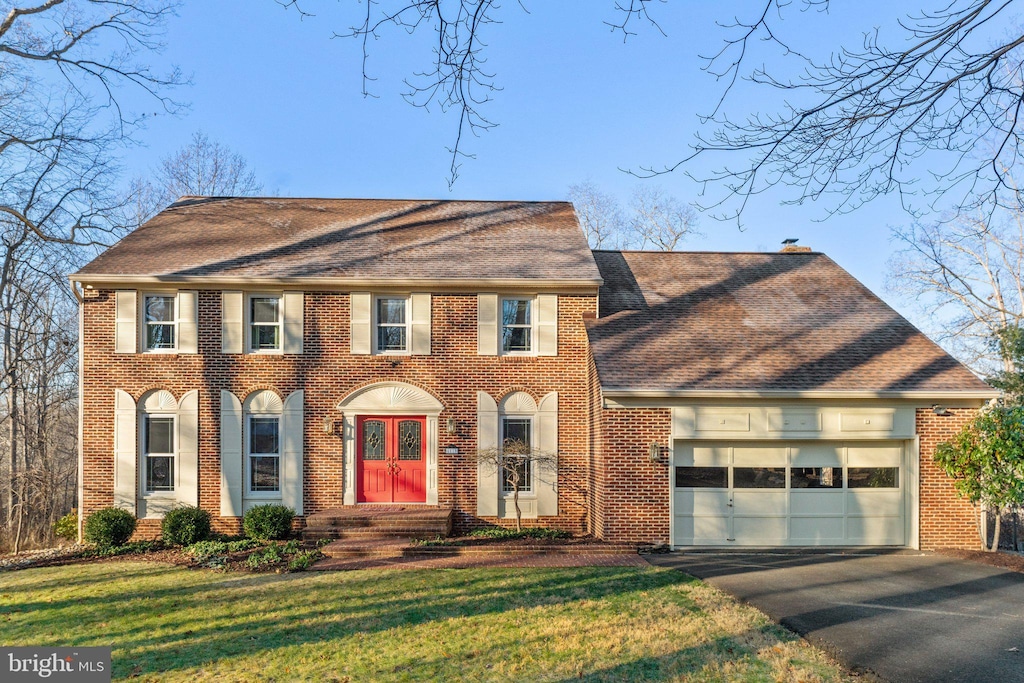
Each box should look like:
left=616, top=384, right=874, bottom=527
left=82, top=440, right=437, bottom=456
left=0, top=562, right=855, bottom=682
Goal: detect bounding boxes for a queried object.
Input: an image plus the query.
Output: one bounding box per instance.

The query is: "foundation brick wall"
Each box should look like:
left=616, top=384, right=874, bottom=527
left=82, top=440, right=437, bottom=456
left=81, top=289, right=597, bottom=537
left=917, top=407, right=980, bottom=550
left=595, top=407, right=673, bottom=544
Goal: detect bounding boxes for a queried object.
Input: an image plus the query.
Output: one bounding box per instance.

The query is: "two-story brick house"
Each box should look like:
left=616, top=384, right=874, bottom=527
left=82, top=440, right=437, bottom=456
left=72, top=197, right=996, bottom=549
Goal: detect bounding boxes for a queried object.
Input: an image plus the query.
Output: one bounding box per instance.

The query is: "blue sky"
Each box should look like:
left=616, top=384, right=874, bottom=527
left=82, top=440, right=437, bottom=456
left=124, top=1, right=931, bottom=313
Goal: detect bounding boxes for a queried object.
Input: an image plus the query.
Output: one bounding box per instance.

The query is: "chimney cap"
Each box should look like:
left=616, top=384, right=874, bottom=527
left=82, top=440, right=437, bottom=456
left=781, top=238, right=799, bottom=245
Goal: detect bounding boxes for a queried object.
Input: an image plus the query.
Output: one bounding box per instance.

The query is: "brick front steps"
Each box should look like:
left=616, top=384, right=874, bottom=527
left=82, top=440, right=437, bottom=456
left=302, top=506, right=454, bottom=542
left=318, top=537, right=639, bottom=559
left=311, top=538, right=644, bottom=570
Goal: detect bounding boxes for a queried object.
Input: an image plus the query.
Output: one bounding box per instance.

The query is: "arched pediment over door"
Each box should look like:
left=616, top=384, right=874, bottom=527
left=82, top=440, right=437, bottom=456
left=337, top=382, right=443, bottom=506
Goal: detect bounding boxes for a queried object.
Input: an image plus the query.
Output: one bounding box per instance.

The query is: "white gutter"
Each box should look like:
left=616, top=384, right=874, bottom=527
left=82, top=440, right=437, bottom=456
left=69, top=274, right=604, bottom=292
left=602, top=388, right=999, bottom=400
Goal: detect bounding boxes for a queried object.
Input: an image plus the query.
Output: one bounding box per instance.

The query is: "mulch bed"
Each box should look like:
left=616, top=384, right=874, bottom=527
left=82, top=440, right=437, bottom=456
left=937, top=548, right=1024, bottom=573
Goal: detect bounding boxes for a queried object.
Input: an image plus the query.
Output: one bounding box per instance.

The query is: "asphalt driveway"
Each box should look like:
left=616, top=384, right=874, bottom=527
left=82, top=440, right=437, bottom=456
left=647, top=550, right=1024, bottom=683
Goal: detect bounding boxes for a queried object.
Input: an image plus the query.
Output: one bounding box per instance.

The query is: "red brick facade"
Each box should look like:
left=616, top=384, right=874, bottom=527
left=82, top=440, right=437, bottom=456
left=916, top=407, right=980, bottom=550
left=593, top=407, right=673, bottom=544
left=80, top=288, right=983, bottom=549
left=81, top=289, right=597, bottom=537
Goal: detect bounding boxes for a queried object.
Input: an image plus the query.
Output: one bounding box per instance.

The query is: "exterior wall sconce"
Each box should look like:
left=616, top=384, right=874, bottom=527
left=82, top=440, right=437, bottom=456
left=446, top=417, right=458, bottom=435
left=932, top=404, right=948, bottom=416
left=322, top=417, right=336, bottom=435
left=649, top=442, right=662, bottom=463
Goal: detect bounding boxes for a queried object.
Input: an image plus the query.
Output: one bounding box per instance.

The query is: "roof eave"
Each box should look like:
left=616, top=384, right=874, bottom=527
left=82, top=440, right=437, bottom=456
left=69, top=274, right=604, bottom=292
left=601, top=387, right=999, bottom=401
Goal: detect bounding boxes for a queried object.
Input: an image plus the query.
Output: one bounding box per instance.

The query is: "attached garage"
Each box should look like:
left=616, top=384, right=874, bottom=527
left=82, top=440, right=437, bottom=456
left=672, top=441, right=908, bottom=546
left=669, top=405, right=917, bottom=548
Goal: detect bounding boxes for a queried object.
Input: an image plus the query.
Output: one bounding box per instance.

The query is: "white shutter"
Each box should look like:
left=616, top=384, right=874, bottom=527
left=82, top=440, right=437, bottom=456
left=536, top=392, right=559, bottom=517
left=219, top=391, right=244, bottom=517
left=410, top=293, right=431, bottom=355
left=114, top=291, right=137, bottom=354
left=476, top=391, right=499, bottom=516
left=222, top=291, right=243, bottom=354
left=177, top=291, right=198, bottom=354
left=281, top=390, right=304, bottom=515
left=477, top=293, right=498, bottom=356
left=113, top=390, right=137, bottom=513
left=350, top=292, right=371, bottom=355
left=537, top=294, right=558, bottom=356
left=283, top=291, right=304, bottom=354
left=177, top=390, right=199, bottom=507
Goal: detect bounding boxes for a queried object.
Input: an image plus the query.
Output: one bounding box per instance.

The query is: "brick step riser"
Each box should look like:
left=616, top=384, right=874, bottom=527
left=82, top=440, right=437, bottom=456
left=322, top=548, right=638, bottom=559
left=304, top=530, right=446, bottom=541
left=304, top=522, right=452, bottom=530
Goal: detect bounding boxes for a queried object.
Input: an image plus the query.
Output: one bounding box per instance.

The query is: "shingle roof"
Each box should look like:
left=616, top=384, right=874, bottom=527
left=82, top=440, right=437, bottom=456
left=74, top=197, right=602, bottom=283
left=587, top=250, right=993, bottom=394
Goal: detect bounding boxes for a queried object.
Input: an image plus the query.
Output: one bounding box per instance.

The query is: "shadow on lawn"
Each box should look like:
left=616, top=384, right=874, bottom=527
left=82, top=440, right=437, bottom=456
left=8, top=564, right=720, bottom=679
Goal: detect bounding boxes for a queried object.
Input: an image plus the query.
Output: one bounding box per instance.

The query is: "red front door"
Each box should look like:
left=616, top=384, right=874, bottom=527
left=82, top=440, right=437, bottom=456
left=357, top=416, right=427, bottom=503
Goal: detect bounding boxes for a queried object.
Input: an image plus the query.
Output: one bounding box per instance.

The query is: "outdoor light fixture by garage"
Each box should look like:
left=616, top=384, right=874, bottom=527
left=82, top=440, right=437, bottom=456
left=932, top=404, right=948, bottom=416
left=649, top=443, right=661, bottom=463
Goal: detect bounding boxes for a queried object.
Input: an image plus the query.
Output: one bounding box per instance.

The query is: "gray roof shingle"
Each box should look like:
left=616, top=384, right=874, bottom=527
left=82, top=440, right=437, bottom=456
left=74, top=197, right=602, bottom=283
left=587, top=250, right=992, bottom=394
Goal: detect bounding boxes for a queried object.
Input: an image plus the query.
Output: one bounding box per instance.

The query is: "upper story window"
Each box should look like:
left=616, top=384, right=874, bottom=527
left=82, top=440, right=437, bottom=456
left=144, top=415, right=175, bottom=493
left=250, top=295, right=282, bottom=352
left=248, top=416, right=281, bottom=493
left=501, top=298, right=533, bottom=353
left=376, top=297, right=408, bottom=353
left=143, top=294, right=176, bottom=351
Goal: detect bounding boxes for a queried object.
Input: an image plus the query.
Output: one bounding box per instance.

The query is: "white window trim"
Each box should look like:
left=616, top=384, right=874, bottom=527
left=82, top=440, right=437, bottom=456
left=499, top=295, right=537, bottom=356
left=140, top=291, right=178, bottom=354
left=500, top=414, right=536, bottom=497
left=246, top=414, right=282, bottom=497
left=247, top=292, right=283, bottom=354
left=373, top=294, right=411, bottom=355
left=140, top=413, right=176, bottom=498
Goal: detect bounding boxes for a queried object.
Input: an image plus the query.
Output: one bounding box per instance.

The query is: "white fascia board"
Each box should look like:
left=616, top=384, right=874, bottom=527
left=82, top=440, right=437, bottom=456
left=69, top=274, right=602, bottom=293
left=602, top=387, right=999, bottom=402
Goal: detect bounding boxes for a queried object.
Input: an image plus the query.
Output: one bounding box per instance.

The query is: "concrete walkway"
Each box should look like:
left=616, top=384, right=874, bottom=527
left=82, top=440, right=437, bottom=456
left=647, top=550, right=1024, bottom=682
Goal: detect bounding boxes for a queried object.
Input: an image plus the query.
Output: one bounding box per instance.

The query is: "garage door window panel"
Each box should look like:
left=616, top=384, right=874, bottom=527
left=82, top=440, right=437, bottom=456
left=848, top=467, right=899, bottom=488
left=733, top=467, right=786, bottom=488
left=675, top=466, right=728, bottom=488
left=791, top=467, right=842, bottom=489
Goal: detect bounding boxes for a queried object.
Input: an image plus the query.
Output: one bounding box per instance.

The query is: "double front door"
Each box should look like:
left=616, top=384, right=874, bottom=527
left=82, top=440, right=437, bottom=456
left=357, top=416, right=427, bottom=503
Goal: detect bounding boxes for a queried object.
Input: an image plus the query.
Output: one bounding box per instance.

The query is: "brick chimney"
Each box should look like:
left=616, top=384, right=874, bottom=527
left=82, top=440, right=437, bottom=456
left=780, top=238, right=812, bottom=253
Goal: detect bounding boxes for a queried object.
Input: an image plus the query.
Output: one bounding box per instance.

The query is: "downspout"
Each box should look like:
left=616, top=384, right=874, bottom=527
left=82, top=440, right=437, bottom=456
left=71, top=280, right=84, bottom=542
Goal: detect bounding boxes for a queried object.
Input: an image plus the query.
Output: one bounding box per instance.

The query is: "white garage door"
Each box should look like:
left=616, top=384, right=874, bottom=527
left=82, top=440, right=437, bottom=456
left=672, top=442, right=907, bottom=547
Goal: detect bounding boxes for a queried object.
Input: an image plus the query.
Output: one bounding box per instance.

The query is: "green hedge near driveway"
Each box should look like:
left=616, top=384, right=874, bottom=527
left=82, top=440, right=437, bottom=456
left=0, top=563, right=855, bottom=682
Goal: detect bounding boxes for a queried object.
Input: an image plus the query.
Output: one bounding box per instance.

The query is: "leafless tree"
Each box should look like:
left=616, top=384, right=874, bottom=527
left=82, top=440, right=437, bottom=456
left=628, top=185, right=701, bottom=251
left=568, top=182, right=626, bottom=249
left=888, top=208, right=1024, bottom=377
left=476, top=438, right=556, bottom=532
left=283, top=0, right=1024, bottom=221
left=0, top=0, right=182, bottom=549
left=133, top=131, right=264, bottom=221
left=568, top=182, right=700, bottom=250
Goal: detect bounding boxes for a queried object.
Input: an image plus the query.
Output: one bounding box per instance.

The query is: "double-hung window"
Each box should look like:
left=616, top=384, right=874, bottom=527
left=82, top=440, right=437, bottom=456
left=376, top=297, right=408, bottom=353
left=248, top=416, right=281, bottom=493
left=144, top=415, right=175, bottom=493
left=501, top=298, right=532, bottom=353
left=501, top=417, right=533, bottom=493
left=144, top=295, right=176, bottom=351
left=250, top=295, right=282, bottom=351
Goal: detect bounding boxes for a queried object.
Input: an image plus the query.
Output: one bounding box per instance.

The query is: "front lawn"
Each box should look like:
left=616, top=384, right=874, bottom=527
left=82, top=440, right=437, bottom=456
left=0, top=562, right=854, bottom=682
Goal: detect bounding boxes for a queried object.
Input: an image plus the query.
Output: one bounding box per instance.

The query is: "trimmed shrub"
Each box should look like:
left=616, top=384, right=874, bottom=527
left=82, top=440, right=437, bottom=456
left=161, top=506, right=212, bottom=546
left=83, top=508, right=137, bottom=548
left=53, top=510, right=78, bottom=542
left=243, top=504, right=295, bottom=541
